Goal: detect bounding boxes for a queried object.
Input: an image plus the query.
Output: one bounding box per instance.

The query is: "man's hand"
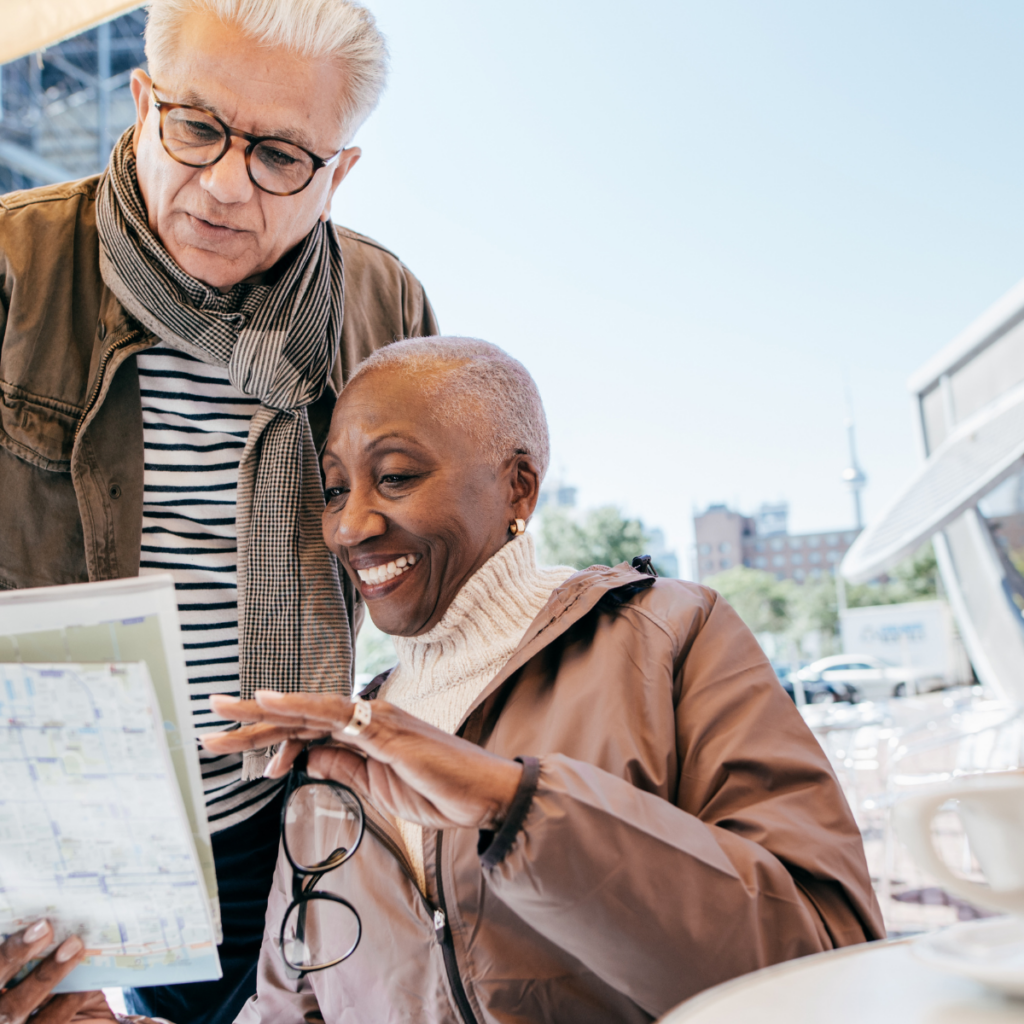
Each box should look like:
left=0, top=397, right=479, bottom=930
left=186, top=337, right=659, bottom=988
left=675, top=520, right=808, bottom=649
left=204, top=693, right=523, bottom=831
left=0, top=920, right=111, bottom=1024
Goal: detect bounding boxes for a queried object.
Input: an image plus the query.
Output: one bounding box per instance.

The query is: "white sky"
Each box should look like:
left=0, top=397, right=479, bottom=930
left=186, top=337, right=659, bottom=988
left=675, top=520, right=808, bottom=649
left=332, top=1, right=1024, bottom=574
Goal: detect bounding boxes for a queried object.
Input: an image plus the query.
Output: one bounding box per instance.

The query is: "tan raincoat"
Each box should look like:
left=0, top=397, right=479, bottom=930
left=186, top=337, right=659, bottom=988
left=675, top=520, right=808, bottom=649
left=240, top=562, right=884, bottom=1024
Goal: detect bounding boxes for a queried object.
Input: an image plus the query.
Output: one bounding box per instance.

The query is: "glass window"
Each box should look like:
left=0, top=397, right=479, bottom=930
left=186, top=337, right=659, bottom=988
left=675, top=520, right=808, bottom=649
left=771, top=538, right=785, bottom=552
left=807, top=536, right=820, bottom=548
left=977, top=463, right=1024, bottom=614
left=793, top=568, right=805, bottom=580
left=950, top=317, right=1024, bottom=428
left=755, top=541, right=765, bottom=553
left=719, top=541, right=731, bottom=554
left=755, top=556, right=767, bottom=568
left=922, top=316, right=1024, bottom=455
left=920, top=385, right=948, bottom=453
left=789, top=537, right=803, bottom=550
left=809, top=551, right=822, bottom=564
left=977, top=468, right=1024, bottom=519
left=720, top=558, right=730, bottom=569
left=791, top=554, right=803, bottom=565
left=772, top=555, right=785, bottom=567
left=810, top=568, right=822, bottom=579
left=699, top=543, right=711, bottom=555
left=827, top=535, right=839, bottom=547
left=826, top=550, right=840, bottom=562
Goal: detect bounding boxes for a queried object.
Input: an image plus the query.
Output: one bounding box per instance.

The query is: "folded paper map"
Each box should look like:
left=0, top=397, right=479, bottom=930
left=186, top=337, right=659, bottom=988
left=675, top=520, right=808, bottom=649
left=0, top=661, right=222, bottom=992
left=0, top=575, right=222, bottom=991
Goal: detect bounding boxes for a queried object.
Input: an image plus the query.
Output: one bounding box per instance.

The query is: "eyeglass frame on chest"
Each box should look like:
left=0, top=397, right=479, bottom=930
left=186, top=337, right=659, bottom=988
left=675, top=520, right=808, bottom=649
left=278, top=746, right=364, bottom=973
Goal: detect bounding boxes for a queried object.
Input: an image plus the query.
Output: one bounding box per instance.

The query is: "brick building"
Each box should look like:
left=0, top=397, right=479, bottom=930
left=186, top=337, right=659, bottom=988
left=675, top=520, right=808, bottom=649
left=692, top=502, right=859, bottom=583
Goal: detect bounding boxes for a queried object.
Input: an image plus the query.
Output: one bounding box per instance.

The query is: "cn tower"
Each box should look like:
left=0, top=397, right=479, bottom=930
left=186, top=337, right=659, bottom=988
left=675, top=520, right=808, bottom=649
left=841, top=419, right=867, bottom=530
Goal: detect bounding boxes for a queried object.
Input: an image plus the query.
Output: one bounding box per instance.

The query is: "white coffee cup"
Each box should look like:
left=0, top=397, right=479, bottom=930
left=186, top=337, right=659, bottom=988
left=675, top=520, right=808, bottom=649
left=892, top=770, right=1024, bottom=916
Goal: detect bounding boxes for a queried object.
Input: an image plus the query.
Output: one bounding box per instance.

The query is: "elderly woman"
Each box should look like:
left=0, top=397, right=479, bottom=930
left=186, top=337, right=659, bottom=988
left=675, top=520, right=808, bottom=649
left=200, top=337, right=883, bottom=1023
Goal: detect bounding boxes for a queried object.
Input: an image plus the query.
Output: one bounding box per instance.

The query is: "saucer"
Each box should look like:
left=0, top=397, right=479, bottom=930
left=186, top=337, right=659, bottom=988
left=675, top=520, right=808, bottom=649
left=913, top=916, right=1024, bottom=997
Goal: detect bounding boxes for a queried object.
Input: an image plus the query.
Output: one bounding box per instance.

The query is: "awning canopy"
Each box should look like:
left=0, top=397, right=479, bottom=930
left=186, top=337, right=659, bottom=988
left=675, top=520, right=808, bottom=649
left=842, top=379, right=1024, bottom=583
left=0, top=0, right=144, bottom=65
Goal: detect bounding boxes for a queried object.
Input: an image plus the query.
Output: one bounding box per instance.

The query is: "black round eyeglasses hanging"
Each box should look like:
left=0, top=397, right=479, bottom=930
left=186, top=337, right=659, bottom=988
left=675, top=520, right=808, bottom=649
left=278, top=747, right=365, bottom=972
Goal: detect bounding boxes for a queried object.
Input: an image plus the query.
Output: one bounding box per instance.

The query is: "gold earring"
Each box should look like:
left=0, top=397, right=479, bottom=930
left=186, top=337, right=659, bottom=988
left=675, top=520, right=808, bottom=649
left=510, top=518, right=526, bottom=536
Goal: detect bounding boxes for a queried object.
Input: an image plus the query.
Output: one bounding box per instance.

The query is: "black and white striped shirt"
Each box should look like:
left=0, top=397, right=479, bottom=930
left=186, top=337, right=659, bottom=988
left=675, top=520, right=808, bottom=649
left=137, top=346, right=282, bottom=832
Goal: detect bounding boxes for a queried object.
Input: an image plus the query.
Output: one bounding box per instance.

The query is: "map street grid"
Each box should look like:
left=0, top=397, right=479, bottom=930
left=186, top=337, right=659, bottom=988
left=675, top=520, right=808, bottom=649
left=0, top=662, right=221, bottom=992
left=0, top=575, right=221, bottom=943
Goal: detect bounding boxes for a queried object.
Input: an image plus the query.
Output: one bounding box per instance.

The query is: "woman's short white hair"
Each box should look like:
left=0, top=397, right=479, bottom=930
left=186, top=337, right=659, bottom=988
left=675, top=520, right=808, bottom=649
left=349, top=337, right=551, bottom=481
left=145, top=0, right=388, bottom=143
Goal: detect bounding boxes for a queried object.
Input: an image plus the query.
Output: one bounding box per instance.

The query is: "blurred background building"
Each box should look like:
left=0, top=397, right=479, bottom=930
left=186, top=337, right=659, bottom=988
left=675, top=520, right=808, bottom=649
left=693, top=501, right=859, bottom=583
left=844, top=278, right=1024, bottom=706
left=0, top=9, right=145, bottom=193
left=536, top=478, right=578, bottom=513
left=535, top=476, right=679, bottom=579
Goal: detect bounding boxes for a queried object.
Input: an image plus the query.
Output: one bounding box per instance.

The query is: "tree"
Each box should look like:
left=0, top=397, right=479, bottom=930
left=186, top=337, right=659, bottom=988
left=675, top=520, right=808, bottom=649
left=701, top=565, right=793, bottom=635
left=536, top=505, right=673, bottom=575
left=354, top=615, right=398, bottom=678
left=848, top=543, right=939, bottom=607
left=703, top=543, right=940, bottom=663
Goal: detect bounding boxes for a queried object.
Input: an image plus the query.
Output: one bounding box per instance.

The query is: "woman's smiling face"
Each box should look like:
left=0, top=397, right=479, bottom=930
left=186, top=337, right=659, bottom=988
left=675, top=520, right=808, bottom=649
left=321, top=365, right=539, bottom=636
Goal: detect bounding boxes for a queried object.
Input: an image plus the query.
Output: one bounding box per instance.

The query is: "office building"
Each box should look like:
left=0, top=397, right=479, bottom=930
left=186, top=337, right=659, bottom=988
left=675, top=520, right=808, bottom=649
left=693, top=502, right=860, bottom=583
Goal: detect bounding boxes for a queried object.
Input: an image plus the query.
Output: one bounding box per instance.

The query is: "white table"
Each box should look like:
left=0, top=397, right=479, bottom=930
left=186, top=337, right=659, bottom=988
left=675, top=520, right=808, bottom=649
left=659, top=939, right=1024, bottom=1023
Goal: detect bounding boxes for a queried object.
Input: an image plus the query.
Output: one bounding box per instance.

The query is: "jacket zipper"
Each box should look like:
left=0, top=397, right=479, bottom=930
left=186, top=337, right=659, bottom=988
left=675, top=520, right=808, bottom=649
left=364, top=817, right=477, bottom=1024
left=434, top=831, right=478, bottom=1024
left=74, top=331, right=142, bottom=443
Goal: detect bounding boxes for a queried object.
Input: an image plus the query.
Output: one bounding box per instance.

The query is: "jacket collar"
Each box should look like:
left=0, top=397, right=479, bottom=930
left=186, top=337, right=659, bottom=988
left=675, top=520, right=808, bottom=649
left=362, top=562, right=655, bottom=734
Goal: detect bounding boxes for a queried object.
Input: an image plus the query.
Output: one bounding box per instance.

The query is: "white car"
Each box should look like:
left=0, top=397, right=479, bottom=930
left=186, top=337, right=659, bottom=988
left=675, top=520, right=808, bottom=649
left=792, top=654, right=935, bottom=703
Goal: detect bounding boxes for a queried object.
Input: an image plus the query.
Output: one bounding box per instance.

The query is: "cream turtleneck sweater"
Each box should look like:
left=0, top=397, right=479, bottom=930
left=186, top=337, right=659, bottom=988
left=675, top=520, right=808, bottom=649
left=381, top=533, right=575, bottom=892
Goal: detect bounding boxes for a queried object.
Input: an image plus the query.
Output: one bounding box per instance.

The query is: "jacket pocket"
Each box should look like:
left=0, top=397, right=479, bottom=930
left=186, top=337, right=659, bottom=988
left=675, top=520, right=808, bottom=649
left=0, top=380, right=80, bottom=471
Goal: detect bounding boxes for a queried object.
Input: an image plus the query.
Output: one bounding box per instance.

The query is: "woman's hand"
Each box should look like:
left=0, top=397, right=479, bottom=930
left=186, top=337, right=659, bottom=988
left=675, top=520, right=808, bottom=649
left=0, top=920, right=112, bottom=1024
left=204, top=693, right=523, bottom=831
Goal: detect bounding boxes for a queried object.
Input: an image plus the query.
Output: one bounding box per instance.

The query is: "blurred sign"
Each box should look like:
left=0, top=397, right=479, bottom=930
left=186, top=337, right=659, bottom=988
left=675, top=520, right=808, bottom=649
left=840, top=599, right=972, bottom=686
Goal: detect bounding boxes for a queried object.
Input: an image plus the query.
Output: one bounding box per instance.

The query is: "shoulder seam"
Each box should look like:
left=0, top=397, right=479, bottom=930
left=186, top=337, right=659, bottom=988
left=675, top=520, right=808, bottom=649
left=622, top=580, right=718, bottom=662
left=333, top=224, right=405, bottom=264
left=618, top=600, right=679, bottom=648
left=0, top=178, right=97, bottom=212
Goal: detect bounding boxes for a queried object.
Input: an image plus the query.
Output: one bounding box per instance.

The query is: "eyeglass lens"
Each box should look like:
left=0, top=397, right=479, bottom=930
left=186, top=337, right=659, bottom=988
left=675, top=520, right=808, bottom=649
left=282, top=893, right=361, bottom=971
left=162, top=106, right=317, bottom=193
left=283, top=780, right=363, bottom=874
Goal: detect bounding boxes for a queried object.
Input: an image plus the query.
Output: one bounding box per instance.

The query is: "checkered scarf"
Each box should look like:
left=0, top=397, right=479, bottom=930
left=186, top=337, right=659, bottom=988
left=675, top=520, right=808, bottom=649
left=97, top=129, right=352, bottom=779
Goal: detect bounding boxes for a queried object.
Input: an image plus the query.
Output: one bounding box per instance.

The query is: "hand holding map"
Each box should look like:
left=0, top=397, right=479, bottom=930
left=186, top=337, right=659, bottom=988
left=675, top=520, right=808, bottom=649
left=0, top=662, right=221, bottom=993
left=0, top=919, right=111, bottom=1023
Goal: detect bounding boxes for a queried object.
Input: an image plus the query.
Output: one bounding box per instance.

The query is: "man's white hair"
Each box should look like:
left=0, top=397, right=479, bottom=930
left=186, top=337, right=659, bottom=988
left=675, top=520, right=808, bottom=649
left=349, top=337, right=551, bottom=480
left=145, top=0, right=388, bottom=143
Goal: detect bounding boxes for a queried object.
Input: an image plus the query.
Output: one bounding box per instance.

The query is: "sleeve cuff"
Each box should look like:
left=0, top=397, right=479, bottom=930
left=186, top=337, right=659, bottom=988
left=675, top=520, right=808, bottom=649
left=478, top=756, right=540, bottom=870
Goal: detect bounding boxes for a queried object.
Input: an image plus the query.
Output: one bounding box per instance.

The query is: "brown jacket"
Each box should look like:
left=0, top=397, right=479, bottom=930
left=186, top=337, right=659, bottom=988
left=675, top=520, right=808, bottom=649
left=241, top=565, right=885, bottom=1024
left=0, top=176, right=438, bottom=591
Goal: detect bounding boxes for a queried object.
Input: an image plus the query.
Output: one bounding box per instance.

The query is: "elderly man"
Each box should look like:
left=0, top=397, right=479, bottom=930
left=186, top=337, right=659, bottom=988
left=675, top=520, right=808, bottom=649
left=0, top=1, right=436, bottom=1021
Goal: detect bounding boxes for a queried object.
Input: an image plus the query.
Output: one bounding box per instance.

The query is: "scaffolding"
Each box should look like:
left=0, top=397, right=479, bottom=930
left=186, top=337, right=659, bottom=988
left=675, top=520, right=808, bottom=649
left=0, top=9, right=147, bottom=194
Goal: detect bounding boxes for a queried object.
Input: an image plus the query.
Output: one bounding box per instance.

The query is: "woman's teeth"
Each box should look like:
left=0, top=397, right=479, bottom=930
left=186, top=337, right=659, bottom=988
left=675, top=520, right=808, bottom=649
left=357, top=553, right=419, bottom=585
